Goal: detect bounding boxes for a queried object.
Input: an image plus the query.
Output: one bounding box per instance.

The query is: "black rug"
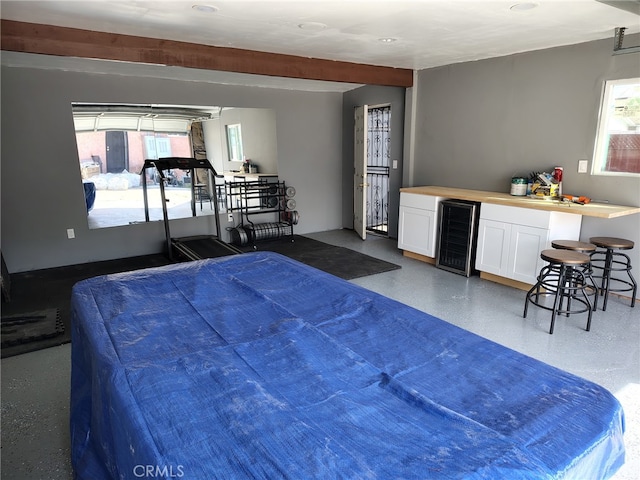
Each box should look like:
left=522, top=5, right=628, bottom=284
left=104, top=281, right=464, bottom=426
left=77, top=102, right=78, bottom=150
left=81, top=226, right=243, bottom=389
left=1, top=308, right=64, bottom=348
left=0, top=253, right=174, bottom=359
left=240, top=235, right=401, bottom=280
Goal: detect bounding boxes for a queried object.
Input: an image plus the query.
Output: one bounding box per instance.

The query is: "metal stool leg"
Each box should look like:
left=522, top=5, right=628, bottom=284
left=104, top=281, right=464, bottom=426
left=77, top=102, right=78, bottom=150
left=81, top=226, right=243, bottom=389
left=548, top=265, right=567, bottom=334
left=585, top=265, right=599, bottom=311
left=619, top=252, right=637, bottom=307
left=593, top=248, right=637, bottom=310
left=525, top=258, right=593, bottom=334
left=524, top=264, right=551, bottom=319
left=602, top=248, right=613, bottom=311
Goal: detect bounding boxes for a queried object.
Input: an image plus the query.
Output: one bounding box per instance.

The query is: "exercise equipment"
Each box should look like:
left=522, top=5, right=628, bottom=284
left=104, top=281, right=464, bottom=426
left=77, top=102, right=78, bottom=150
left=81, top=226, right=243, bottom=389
left=141, top=157, right=241, bottom=261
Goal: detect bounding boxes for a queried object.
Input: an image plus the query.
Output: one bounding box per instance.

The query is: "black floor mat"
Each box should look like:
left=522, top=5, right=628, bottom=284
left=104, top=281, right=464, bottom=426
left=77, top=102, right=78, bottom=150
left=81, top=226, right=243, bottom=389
left=1, top=308, right=64, bottom=348
left=240, top=235, right=401, bottom=280
left=0, top=253, right=174, bottom=358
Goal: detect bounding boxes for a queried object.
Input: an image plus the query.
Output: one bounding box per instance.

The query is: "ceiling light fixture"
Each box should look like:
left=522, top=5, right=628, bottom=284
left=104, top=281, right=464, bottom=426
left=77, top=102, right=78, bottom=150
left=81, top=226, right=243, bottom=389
left=510, top=2, right=539, bottom=11
left=378, top=37, right=397, bottom=44
left=192, top=4, right=218, bottom=13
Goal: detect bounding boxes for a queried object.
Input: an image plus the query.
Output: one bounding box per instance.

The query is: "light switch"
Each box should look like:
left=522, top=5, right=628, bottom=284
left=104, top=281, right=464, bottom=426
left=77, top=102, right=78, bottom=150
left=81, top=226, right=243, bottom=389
left=578, top=160, right=588, bottom=174
left=67, top=228, right=75, bottom=239
left=392, top=160, right=398, bottom=169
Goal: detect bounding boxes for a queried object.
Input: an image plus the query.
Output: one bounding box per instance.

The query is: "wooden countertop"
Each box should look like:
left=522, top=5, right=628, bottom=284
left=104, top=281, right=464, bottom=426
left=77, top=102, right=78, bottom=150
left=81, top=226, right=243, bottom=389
left=400, top=186, right=640, bottom=219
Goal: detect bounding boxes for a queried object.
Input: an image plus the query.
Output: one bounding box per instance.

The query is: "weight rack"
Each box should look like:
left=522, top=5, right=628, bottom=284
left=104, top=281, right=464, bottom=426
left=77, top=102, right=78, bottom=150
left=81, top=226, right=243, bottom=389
left=225, top=177, right=297, bottom=248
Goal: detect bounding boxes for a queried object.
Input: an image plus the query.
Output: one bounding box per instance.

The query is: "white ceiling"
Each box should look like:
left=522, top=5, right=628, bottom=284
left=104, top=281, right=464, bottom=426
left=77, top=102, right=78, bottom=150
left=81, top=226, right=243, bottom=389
left=2, top=0, right=639, bottom=72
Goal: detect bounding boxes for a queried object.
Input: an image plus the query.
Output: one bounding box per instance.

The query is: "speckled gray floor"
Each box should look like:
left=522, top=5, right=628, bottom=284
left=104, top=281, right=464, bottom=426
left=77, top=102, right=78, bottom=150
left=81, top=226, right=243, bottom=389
left=2, top=229, right=638, bottom=479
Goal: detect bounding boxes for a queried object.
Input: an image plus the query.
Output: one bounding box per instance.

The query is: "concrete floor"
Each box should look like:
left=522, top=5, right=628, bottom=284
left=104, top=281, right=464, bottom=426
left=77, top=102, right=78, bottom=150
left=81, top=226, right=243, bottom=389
left=1, top=229, right=638, bottom=479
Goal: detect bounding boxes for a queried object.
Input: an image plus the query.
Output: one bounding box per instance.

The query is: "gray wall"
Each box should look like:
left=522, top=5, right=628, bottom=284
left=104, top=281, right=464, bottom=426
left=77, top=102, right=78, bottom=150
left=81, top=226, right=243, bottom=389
left=3, top=36, right=639, bottom=275
left=1, top=56, right=344, bottom=272
left=342, top=85, right=406, bottom=237
left=413, top=36, right=640, bottom=278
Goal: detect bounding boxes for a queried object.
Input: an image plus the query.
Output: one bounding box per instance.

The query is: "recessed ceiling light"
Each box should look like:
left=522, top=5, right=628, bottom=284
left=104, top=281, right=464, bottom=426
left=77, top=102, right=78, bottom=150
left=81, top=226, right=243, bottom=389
left=192, top=4, right=218, bottom=13
left=378, top=37, right=397, bottom=43
left=298, top=22, right=328, bottom=31
left=510, top=2, right=539, bottom=11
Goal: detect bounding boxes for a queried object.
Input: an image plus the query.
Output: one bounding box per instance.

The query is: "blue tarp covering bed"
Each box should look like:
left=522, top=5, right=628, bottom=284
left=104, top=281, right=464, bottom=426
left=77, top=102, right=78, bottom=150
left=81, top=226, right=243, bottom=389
left=70, top=252, right=625, bottom=479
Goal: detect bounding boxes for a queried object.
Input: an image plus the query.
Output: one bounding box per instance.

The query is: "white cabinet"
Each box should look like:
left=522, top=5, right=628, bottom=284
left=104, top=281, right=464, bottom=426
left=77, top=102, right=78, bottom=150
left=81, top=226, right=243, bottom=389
left=398, top=193, right=443, bottom=257
left=475, top=204, right=582, bottom=284
left=475, top=219, right=511, bottom=275
left=399, top=206, right=437, bottom=256
left=508, top=224, right=550, bottom=283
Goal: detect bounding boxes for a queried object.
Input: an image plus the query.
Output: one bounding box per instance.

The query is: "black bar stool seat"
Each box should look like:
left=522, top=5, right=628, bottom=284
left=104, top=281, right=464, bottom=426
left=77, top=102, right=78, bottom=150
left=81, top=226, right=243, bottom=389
left=589, top=237, right=637, bottom=311
left=524, top=249, right=594, bottom=334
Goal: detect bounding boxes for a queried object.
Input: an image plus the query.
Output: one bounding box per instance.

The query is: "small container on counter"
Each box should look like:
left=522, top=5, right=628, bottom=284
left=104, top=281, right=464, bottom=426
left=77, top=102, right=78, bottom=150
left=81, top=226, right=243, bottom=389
left=510, top=177, right=528, bottom=196
left=554, top=166, right=563, bottom=197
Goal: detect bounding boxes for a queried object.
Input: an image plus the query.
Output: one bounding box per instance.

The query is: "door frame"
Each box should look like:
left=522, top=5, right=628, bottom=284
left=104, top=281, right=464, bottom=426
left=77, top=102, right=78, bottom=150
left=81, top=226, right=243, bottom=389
left=353, top=105, right=368, bottom=240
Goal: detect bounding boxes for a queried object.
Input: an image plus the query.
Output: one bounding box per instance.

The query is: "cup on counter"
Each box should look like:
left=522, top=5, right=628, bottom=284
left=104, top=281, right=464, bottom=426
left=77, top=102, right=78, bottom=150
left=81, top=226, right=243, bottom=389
left=553, top=167, right=563, bottom=182
left=554, top=166, right=563, bottom=197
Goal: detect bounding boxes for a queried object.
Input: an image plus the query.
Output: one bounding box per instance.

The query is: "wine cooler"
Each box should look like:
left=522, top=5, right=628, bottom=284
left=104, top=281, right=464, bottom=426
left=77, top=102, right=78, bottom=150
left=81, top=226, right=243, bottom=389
left=436, top=200, right=480, bottom=277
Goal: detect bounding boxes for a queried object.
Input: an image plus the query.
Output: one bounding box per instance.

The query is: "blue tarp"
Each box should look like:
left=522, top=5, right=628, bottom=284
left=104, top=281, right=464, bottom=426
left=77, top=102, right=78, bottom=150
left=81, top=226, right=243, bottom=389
left=82, top=181, right=96, bottom=213
left=70, top=252, right=625, bottom=479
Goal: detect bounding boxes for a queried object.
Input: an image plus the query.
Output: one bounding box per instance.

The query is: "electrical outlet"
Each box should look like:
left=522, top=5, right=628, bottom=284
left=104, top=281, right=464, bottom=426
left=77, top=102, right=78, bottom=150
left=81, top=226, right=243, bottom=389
left=227, top=213, right=234, bottom=223
left=578, top=160, right=588, bottom=174
left=67, top=228, right=75, bottom=239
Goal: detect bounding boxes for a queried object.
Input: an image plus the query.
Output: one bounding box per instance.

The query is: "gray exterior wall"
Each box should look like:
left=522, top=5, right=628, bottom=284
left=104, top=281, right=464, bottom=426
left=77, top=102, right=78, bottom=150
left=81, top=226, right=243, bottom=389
left=413, top=35, right=640, bottom=278
left=1, top=57, right=344, bottom=272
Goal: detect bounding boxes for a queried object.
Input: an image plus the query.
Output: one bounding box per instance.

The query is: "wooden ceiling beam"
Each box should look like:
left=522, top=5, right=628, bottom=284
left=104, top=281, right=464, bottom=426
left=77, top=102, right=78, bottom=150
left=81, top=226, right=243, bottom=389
left=1, top=20, right=413, bottom=88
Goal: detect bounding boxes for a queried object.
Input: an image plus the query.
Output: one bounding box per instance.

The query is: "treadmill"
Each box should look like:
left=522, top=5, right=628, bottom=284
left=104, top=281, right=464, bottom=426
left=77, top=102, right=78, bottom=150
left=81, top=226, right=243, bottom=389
left=141, top=157, right=242, bottom=261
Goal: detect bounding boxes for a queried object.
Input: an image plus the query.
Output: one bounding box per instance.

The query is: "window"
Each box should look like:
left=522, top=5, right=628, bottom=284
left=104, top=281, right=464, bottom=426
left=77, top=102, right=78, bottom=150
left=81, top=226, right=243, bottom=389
left=225, top=124, right=244, bottom=162
left=144, top=136, right=173, bottom=159
left=592, top=77, right=640, bottom=176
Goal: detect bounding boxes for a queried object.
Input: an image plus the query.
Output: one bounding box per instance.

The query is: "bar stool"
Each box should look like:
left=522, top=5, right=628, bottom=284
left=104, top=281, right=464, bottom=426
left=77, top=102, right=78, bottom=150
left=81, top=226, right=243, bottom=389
left=524, top=249, right=594, bottom=334
left=589, top=237, right=637, bottom=311
left=551, top=240, right=599, bottom=310
left=194, top=184, right=213, bottom=210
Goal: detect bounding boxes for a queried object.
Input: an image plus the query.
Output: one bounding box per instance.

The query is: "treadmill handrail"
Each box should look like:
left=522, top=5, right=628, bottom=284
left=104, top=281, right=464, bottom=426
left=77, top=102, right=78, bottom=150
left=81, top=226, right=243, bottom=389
left=140, top=157, right=218, bottom=175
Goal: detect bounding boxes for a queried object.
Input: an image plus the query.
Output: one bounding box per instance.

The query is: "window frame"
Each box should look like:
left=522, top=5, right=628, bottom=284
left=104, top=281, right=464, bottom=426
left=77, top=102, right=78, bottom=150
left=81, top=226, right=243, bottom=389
left=591, top=77, right=640, bottom=177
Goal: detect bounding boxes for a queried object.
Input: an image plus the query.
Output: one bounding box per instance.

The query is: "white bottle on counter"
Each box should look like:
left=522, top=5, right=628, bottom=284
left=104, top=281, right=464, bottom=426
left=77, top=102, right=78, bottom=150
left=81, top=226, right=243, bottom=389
left=510, top=177, right=527, bottom=196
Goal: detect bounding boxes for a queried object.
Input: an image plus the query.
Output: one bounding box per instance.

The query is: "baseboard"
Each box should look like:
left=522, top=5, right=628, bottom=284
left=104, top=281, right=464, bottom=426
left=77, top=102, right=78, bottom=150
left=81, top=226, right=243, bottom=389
left=480, top=272, right=533, bottom=292
left=402, top=250, right=436, bottom=265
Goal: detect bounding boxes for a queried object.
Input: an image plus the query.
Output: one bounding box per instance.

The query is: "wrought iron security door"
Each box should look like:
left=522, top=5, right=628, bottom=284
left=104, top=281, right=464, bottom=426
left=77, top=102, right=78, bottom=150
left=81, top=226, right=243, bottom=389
left=366, top=105, right=391, bottom=235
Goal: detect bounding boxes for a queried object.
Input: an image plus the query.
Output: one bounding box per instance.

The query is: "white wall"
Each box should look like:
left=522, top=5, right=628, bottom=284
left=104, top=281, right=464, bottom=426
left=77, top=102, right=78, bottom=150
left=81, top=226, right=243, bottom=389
left=413, top=36, right=640, bottom=280
left=0, top=54, right=344, bottom=272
